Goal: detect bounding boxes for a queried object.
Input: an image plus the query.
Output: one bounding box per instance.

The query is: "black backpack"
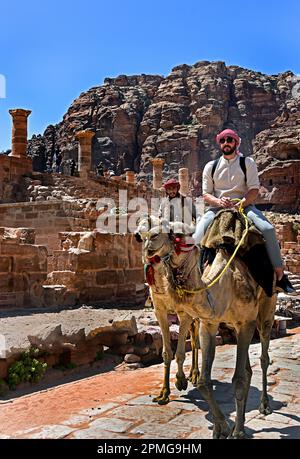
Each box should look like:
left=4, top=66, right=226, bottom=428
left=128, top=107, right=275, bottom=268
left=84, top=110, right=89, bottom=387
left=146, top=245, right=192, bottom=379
left=211, top=156, right=247, bottom=184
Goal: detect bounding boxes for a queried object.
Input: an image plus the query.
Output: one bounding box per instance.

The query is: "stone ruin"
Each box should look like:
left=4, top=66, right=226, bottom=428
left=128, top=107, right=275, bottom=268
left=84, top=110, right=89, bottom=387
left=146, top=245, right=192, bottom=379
left=1, top=68, right=300, bottom=389
left=0, top=112, right=192, bottom=387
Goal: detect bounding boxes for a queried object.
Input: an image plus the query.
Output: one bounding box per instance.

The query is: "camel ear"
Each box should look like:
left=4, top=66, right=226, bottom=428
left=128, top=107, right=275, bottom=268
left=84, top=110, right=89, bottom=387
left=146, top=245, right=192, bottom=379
left=134, top=232, right=143, bottom=243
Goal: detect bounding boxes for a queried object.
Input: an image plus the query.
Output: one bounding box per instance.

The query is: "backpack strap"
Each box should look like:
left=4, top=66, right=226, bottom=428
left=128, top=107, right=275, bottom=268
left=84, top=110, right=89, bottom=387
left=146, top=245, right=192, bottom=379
left=211, top=157, right=247, bottom=184
left=239, top=156, right=247, bottom=182
left=181, top=195, right=185, bottom=223
left=211, top=158, right=220, bottom=184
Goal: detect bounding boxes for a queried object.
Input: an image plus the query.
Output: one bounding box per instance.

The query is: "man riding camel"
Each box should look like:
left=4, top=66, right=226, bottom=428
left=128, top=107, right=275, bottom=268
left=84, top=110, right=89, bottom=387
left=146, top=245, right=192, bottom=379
left=192, top=128, right=295, bottom=294
left=159, top=178, right=197, bottom=227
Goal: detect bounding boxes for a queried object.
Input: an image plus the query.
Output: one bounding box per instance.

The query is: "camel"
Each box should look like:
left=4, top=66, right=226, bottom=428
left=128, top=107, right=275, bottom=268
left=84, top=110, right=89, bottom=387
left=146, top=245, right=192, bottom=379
left=136, top=217, right=200, bottom=403
left=136, top=215, right=277, bottom=439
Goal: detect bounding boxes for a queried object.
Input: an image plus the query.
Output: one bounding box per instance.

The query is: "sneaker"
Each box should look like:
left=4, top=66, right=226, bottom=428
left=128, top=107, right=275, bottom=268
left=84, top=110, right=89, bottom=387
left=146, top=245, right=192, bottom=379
left=276, top=274, right=296, bottom=294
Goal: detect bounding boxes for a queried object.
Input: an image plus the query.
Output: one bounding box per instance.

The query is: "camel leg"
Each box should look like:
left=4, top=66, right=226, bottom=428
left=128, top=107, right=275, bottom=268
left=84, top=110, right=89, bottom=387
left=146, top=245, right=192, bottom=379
left=243, top=354, right=253, bottom=421
left=197, top=321, right=230, bottom=439
left=175, top=313, right=193, bottom=391
left=188, top=318, right=200, bottom=386
left=231, top=321, right=256, bottom=439
left=152, top=306, right=173, bottom=405
left=257, top=319, right=274, bottom=415
left=256, top=294, right=276, bottom=415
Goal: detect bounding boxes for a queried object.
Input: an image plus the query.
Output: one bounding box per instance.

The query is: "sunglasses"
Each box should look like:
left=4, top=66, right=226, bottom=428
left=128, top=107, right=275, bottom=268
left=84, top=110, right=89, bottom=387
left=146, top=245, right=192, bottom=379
left=220, top=136, right=235, bottom=144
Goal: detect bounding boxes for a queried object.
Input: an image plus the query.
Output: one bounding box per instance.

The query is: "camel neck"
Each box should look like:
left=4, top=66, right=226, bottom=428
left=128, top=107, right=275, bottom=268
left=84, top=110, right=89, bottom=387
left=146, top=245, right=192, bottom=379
left=169, top=247, right=204, bottom=289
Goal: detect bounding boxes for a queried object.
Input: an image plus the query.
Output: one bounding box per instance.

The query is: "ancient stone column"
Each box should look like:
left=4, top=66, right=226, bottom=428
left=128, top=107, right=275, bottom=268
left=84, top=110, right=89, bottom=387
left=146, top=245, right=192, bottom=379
left=125, top=170, right=135, bottom=184
left=76, top=129, right=95, bottom=179
left=150, top=158, right=164, bottom=190
left=9, top=109, right=31, bottom=157
left=179, top=167, right=189, bottom=196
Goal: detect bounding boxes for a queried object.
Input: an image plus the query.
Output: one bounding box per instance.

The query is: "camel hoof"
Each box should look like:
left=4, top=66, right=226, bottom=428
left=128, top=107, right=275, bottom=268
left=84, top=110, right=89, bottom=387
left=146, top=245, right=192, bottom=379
left=152, top=395, right=170, bottom=405
left=157, top=396, right=170, bottom=405
left=153, top=389, right=170, bottom=405
left=259, top=404, right=273, bottom=415
left=188, top=371, right=200, bottom=387
left=228, top=424, right=248, bottom=439
left=175, top=377, right=188, bottom=391
left=229, top=430, right=247, bottom=439
left=212, top=420, right=230, bottom=439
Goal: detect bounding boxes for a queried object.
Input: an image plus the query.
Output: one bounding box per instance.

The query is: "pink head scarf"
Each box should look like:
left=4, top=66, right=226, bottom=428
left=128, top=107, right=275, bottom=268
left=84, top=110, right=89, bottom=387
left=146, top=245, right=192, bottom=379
left=216, top=129, right=241, bottom=154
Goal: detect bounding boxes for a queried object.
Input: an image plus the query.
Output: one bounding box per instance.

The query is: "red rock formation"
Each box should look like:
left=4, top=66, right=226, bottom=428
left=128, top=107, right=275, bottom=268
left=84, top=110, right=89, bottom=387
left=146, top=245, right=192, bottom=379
left=27, top=62, right=300, bottom=206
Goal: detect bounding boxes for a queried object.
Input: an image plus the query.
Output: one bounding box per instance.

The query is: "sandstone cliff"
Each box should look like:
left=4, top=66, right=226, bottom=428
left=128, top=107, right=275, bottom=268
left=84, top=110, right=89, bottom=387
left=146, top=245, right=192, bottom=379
left=27, top=60, right=300, bottom=199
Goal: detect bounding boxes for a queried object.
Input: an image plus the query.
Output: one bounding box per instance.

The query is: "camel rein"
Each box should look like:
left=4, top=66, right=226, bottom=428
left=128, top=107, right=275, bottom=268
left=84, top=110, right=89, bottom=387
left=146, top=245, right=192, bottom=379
left=173, top=199, right=249, bottom=298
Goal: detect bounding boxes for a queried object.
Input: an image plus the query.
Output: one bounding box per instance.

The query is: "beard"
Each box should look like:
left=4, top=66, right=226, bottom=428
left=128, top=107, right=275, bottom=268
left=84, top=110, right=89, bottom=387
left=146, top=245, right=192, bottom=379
left=222, top=145, right=236, bottom=155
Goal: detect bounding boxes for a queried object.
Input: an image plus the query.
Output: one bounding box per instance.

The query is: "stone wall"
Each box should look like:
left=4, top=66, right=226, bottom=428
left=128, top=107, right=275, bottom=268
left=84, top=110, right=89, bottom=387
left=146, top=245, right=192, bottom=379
left=0, top=196, right=156, bottom=258
left=0, top=201, right=73, bottom=255
left=271, top=219, right=300, bottom=274
left=26, top=172, right=153, bottom=204
left=281, top=239, right=300, bottom=275
left=0, top=228, right=47, bottom=309
left=257, top=163, right=300, bottom=212
left=0, top=155, right=32, bottom=203
left=46, top=230, right=145, bottom=307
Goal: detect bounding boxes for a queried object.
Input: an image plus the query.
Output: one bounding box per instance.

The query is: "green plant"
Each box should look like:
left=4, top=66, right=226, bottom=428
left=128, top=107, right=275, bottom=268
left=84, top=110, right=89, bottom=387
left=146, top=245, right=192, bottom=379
left=7, top=348, right=47, bottom=390
left=292, top=222, right=300, bottom=235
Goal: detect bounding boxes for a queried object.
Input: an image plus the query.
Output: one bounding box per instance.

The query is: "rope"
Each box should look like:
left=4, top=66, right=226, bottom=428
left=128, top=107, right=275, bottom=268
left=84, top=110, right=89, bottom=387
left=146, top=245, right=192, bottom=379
left=175, top=199, right=249, bottom=298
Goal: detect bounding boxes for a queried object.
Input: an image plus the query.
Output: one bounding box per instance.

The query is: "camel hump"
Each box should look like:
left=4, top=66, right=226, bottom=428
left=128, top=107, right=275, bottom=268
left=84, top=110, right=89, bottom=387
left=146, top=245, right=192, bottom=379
left=201, top=209, right=262, bottom=250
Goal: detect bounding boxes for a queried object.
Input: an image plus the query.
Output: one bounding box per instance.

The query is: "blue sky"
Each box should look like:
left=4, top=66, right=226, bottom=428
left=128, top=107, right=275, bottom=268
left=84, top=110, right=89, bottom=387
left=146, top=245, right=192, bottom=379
left=0, top=0, right=299, bottom=150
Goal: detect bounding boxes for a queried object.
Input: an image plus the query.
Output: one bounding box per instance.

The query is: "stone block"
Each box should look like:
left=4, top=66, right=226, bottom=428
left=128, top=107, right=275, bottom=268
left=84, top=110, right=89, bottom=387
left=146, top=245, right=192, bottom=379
left=124, top=353, right=141, bottom=363
left=0, top=292, right=24, bottom=308
left=79, top=286, right=116, bottom=302
left=76, top=253, right=109, bottom=271
left=96, top=270, right=125, bottom=285
left=70, top=344, right=102, bottom=366
left=111, top=254, right=129, bottom=269
left=88, top=416, right=135, bottom=433
left=0, top=257, right=12, bottom=272
left=13, top=256, right=42, bottom=272
left=93, top=332, right=128, bottom=347
left=46, top=271, right=77, bottom=287
left=0, top=273, right=14, bottom=291
left=112, top=344, right=135, bottom=355
left=116, top=283, right=136, bottom=298
left=124, top=268, right=144, bottom=284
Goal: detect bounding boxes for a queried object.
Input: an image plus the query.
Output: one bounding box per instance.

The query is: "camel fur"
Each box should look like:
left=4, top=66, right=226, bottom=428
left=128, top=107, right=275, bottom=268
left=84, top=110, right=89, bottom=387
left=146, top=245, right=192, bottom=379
left=136, top=214, right=277, bottom=439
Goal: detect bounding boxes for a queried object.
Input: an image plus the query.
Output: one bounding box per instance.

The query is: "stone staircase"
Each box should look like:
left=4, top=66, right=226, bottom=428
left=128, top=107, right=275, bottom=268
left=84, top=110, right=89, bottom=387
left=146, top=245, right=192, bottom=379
left=277, top=271, right=300, bottom=321
left=287, top=272, right=300, bottom=295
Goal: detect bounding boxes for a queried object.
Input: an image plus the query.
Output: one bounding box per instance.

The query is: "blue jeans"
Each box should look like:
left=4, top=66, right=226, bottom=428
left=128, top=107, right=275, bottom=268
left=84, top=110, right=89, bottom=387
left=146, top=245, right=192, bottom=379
left=193, top=205, right=282, bottom=269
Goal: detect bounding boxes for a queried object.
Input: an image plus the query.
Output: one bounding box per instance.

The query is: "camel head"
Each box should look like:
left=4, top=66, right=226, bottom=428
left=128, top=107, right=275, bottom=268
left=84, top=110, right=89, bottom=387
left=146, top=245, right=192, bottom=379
left=135, top=215, right=173, bottom=259
left=135, top=217, right=196, bottom=260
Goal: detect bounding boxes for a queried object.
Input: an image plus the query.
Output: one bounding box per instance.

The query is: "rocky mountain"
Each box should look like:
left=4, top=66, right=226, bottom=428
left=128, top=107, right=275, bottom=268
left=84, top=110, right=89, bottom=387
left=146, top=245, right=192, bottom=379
left=27, top=60, right=300, bottom=192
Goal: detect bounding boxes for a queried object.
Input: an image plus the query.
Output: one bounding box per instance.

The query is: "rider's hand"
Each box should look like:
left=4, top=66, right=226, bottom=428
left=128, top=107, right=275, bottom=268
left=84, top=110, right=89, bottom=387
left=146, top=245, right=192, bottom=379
left=233, top=198, right=246, bottom=210
left=219, top=197, right=233, bottom=208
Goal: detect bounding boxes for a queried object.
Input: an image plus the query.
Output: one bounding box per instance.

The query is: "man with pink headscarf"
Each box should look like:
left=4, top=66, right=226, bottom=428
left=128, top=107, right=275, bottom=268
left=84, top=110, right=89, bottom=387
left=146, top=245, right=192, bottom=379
left=193, top=128, right=295, bottom=294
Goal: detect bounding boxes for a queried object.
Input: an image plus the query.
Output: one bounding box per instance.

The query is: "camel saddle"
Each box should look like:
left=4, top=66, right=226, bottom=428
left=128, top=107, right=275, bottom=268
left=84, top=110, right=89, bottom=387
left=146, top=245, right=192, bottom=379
left=200, top=209, right=274, bottom=297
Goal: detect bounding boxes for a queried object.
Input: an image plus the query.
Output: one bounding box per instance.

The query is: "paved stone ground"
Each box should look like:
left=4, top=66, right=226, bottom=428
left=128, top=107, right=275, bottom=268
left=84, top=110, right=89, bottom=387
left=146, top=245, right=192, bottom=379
left=0, top=327, right=299, bottom=440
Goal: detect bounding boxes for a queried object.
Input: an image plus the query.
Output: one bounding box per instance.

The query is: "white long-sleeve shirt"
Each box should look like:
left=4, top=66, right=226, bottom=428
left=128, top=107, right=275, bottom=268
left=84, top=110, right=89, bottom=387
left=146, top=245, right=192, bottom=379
left=202, top=154, right=260, bottom=200
left=158, top=194, right=197, bottom=225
